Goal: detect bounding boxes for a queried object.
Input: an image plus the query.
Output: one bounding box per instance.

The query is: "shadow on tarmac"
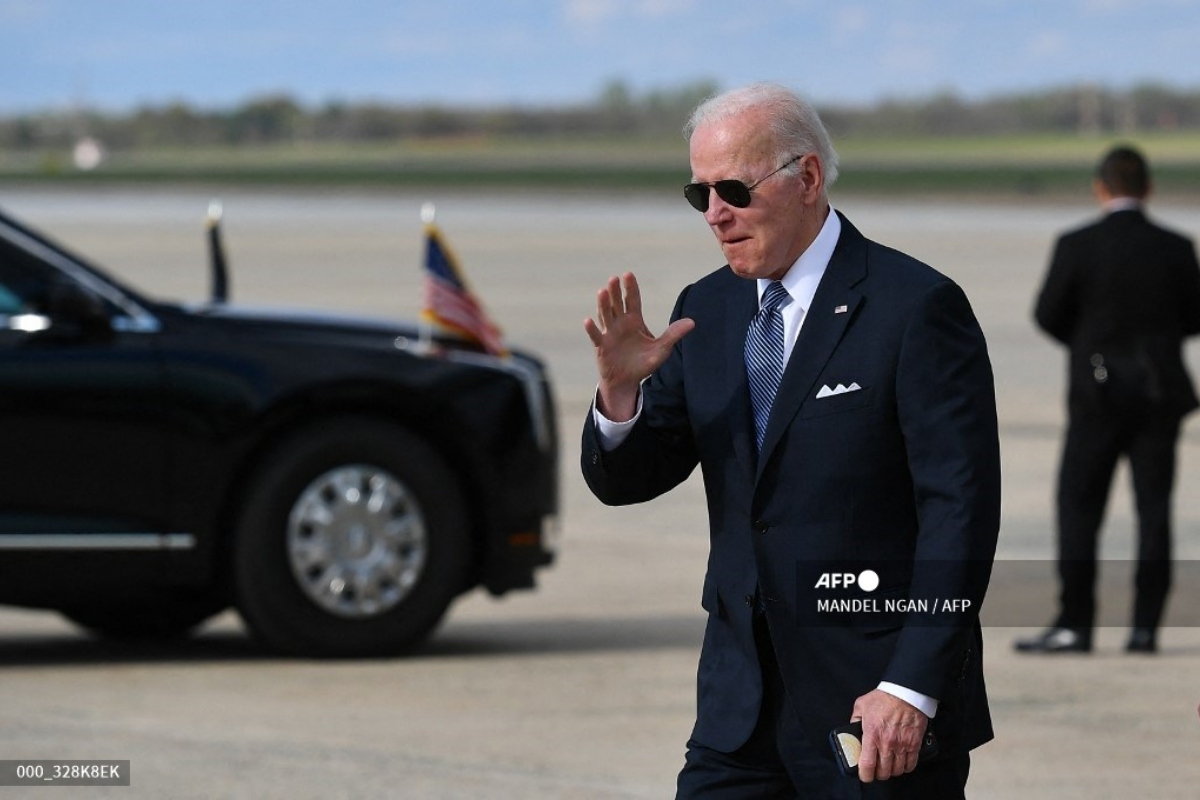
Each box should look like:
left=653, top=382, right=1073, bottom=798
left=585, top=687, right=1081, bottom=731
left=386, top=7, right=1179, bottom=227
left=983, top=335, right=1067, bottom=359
left=0, top=612, right=706, bottom=668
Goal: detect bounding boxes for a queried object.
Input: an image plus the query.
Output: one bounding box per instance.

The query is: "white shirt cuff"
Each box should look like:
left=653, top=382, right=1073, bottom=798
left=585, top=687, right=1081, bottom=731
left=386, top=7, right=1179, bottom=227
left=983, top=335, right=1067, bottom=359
left=877, top=682, right=938, bottom=719
left=591, top=385, right=643, bottom=450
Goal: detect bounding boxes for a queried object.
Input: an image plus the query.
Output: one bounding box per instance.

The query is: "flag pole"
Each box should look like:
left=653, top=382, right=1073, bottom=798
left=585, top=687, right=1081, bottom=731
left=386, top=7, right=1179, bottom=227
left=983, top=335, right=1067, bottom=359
left=418, top=201, right=437, bottom=353
left=206, top=199, right=229, bottom=303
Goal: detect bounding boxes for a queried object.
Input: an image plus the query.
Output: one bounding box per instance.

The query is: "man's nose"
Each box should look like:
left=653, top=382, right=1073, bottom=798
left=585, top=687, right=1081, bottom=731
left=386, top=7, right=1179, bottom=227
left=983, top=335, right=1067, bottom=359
left=703, top=189, right=734, bottom=223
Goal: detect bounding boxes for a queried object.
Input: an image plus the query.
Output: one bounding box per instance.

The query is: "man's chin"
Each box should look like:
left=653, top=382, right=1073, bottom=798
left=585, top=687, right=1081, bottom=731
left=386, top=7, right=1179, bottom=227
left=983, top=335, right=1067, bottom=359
left=728, top=261, right=767, bottom=280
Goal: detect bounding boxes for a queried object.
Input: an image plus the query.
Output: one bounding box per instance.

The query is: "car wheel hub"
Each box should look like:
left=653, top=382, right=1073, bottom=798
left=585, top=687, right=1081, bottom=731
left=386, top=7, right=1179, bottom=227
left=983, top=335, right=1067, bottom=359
left=287, top=465, right=427, bottom=618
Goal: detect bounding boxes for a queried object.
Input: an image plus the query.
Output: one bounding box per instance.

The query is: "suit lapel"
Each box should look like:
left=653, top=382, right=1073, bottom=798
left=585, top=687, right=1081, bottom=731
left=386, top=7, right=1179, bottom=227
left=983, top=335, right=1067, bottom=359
left=757, top=213, right=868, bottom=479
left=726, top=277, right=759, bottom=476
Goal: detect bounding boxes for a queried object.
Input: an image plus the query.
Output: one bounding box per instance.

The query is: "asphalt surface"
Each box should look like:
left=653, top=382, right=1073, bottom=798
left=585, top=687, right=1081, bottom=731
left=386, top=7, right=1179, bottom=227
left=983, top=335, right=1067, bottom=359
left=2, top=187, right=1199, bottom=798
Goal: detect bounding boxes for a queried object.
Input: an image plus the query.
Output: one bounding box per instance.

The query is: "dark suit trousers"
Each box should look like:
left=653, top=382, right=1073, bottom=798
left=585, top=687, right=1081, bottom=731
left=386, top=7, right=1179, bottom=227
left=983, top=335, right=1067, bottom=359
left=676, top=610, right=970, bottom=800
left=1055, top=405, right=1180, bottom=631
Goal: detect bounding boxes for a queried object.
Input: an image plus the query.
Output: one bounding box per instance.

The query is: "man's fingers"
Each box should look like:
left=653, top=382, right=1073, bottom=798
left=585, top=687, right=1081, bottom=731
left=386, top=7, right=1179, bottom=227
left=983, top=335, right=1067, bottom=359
left=586, top=272, right=687, bottom=384
left=859, top=734, right=921, bottom=783
left=901, top=747, right=920, bottom=775
left=859, top=744, right=906, bottom=783
left=596, top=280, right=619, bottom=326
left=874, top=753, right=894, bottom=782
left=583, top=317, right=603, bottom=348
left=655, top=318, right=696, bottom=356
left=620, top=272, right=642, bottom=317
left=850, top=690, right=927, bottom=783
left=595, top=274, right=639, bottom=330
left=857, top=740, right=878, bottom=783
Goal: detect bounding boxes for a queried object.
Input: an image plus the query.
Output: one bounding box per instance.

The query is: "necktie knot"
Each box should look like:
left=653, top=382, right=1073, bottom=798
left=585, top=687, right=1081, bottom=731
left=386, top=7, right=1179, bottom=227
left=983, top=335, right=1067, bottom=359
left=761, top=281, right=791, bottom=314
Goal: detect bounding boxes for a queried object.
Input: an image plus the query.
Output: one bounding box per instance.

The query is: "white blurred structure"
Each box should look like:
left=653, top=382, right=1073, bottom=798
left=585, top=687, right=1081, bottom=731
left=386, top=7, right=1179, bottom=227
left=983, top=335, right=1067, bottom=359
left=72, top=137, right=105, bottom=171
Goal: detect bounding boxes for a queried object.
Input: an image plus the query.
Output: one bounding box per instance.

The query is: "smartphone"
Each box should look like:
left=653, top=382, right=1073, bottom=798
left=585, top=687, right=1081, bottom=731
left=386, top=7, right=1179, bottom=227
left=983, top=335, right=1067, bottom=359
left=829, top=720, right=939, bottom=778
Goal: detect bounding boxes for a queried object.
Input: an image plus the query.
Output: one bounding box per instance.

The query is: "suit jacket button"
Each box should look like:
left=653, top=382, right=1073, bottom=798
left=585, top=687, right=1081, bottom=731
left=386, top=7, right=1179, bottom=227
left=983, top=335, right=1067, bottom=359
left=744, top=594, right=755, bottom=607
left=753, top=519, right=770, bottom=534
left=590, top=451, right=601, bottom=465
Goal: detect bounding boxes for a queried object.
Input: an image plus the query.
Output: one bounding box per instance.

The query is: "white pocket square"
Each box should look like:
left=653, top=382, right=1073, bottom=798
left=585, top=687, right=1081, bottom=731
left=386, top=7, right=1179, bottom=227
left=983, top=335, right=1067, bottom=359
left=816, top=382, right=861, bottom=399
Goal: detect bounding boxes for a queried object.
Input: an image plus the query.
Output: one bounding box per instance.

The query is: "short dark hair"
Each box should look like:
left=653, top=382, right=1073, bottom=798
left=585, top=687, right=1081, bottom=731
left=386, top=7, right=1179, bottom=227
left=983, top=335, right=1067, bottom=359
left=1096, top=145, right=1150, bottom=198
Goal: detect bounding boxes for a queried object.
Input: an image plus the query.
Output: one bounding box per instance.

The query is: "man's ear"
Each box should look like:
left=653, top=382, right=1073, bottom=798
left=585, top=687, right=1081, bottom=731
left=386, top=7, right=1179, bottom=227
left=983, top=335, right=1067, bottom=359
left=800, top=154, right=825, bottom=203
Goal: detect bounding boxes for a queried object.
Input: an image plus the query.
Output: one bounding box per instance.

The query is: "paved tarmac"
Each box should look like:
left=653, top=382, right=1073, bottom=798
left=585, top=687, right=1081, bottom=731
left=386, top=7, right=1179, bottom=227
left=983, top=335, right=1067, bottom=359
left=1, top=187, right=1199, bottom=798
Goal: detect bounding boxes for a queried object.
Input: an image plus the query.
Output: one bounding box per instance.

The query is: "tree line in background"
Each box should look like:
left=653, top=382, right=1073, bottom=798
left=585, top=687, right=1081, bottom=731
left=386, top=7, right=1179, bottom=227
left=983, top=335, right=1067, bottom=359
left=2, top=80, right=1199, bottom=151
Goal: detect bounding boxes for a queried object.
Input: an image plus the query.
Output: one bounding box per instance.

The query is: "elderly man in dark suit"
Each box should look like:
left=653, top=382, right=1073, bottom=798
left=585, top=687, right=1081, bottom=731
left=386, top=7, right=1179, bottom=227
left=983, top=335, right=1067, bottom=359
left=581, top=83, right=1001, bottom=799
left=1017, top=145, right=1200, bottom=656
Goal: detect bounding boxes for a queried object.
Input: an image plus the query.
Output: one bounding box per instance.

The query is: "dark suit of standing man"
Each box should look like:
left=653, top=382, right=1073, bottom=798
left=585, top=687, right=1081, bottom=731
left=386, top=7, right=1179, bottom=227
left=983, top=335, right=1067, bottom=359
left=582, top=83, right=1001, bottom=799
left=1017, top=145, right=1200, bottom=655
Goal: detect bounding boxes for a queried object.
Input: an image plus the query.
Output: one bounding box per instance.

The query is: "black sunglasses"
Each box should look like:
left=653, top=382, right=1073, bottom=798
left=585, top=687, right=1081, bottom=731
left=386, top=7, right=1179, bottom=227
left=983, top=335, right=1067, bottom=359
left=683, top=155, right=803, bottom=212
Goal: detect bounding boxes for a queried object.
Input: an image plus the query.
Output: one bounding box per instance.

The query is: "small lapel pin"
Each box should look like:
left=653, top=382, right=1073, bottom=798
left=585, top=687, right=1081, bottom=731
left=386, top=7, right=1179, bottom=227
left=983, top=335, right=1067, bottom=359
left=834, top=305, right=848, bottom=314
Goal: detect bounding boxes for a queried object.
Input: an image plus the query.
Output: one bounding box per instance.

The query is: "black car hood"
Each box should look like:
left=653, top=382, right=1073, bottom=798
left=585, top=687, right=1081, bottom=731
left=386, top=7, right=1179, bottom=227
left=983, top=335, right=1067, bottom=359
left=174, top=302, right=539, bottom=367
left=188, top=303, right=420, bottom=338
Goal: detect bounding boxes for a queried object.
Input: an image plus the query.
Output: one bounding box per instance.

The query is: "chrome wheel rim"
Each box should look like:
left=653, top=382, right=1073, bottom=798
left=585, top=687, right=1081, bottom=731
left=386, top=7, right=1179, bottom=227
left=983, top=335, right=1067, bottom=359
left=286, top=465, right=427, bottom=618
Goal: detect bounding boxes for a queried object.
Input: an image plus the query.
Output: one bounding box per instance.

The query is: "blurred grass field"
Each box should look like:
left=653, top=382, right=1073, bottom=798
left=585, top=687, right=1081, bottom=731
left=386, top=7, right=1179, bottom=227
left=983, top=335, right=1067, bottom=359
left=4, top=131, right=1199, bottom=197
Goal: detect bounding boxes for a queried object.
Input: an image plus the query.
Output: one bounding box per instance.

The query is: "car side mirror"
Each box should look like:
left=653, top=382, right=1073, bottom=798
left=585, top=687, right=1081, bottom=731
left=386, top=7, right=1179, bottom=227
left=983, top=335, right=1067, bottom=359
left=44, top=280, right=114, bottom=339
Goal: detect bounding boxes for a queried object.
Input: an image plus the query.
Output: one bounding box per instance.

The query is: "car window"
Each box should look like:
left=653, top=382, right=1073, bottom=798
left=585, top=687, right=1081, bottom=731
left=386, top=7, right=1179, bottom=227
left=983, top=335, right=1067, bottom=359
left=0, top=235, right=51, bottom=313
left=0, top=285, right=20, bottom=314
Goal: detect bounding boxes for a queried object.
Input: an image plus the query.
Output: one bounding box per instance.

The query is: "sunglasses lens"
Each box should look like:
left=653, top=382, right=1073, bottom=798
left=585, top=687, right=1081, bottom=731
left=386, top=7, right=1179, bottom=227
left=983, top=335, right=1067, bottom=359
left=684, top=183, right=709, bottom=212
left=714, top=180, right=753, bottom=208
left=684, top=180, right=753, bottom=212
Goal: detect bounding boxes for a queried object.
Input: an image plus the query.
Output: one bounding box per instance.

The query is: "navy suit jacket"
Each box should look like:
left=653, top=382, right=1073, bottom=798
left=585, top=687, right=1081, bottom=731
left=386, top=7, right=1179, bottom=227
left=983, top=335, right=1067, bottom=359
left=582, top=212, right=1001, bottom=760
left=1035, top=208, right=1200, bottom=418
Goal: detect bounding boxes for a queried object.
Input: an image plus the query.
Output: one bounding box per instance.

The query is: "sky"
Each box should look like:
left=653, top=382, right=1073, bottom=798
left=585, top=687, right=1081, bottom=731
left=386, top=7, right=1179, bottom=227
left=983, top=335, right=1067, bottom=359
left=2, top=0, right=1199, bottom=114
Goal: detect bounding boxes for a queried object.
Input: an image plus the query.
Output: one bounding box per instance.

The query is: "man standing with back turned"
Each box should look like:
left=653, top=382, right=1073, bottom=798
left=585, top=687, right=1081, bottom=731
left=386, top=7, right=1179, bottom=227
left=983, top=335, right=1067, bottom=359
left=1016, top=145, right=1200, bottom=656
left=582, top=83, right=1001, bottom=798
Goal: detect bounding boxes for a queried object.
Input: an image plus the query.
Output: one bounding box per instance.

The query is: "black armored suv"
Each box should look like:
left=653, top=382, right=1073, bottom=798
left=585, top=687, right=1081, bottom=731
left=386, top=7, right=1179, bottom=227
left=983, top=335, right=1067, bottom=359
left=0, top=206, right=558, bottom=657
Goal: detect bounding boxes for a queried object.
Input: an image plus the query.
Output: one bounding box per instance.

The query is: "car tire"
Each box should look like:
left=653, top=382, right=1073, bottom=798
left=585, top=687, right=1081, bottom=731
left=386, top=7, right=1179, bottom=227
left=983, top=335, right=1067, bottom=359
left=233, top=417, right=471, bottom=657
left=61, top=593, right=227, bottom=641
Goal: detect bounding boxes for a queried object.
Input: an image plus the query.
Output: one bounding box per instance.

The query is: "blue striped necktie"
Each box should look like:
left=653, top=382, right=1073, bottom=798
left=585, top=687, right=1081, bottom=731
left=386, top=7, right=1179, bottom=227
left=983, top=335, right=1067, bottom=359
left=745, top=281, right=791, bottom=451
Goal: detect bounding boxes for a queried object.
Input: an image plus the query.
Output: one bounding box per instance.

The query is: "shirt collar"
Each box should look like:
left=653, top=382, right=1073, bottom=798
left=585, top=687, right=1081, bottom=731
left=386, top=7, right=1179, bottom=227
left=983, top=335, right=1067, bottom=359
left=757, top=206, right=841, bottom=313
left=1103, top=197, right=1143, bottom=213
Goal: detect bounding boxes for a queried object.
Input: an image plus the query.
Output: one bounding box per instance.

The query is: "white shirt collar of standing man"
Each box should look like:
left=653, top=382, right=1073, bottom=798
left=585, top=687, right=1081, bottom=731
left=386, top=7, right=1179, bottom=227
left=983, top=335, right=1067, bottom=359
left=1102, top=196, right=1143, bottom=213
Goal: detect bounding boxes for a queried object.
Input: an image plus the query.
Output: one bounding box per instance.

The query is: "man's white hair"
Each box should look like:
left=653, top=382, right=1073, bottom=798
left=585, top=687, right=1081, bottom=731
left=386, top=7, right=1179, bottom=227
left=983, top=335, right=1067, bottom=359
left=684, top=82, right=840, bottom=190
